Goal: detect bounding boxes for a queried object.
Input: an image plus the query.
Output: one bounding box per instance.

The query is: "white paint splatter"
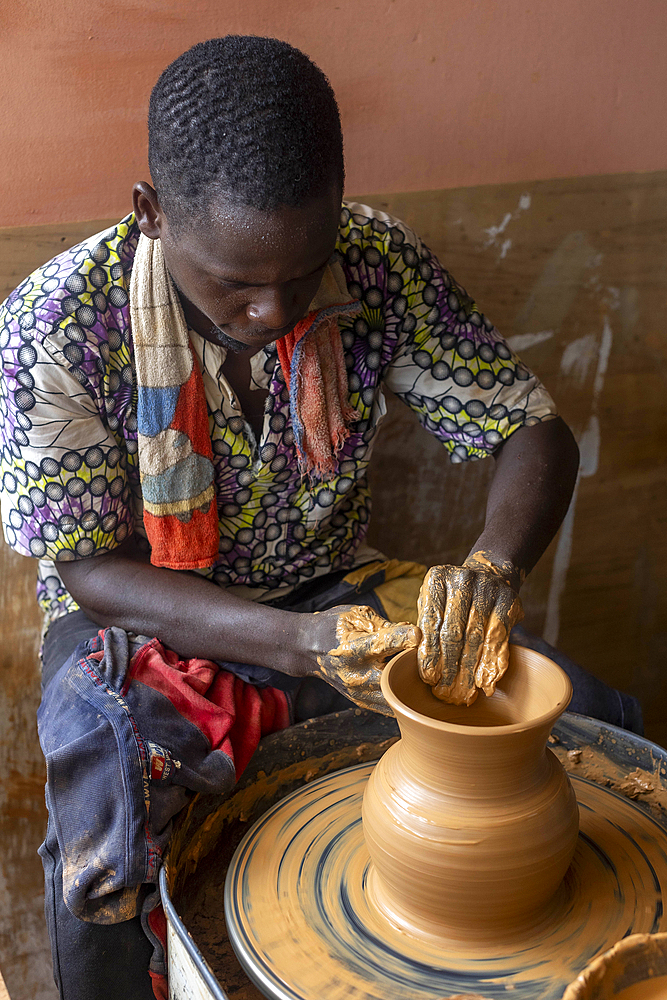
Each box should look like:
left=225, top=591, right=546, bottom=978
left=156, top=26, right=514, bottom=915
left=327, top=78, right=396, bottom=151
left=543, top=317, right=614, bottom=644
left=483, top=213, right=512, bottom=248
left=593, top=315, right=613, bottom=399
left=506, top=330, right=554, bottom=353
left=604, top=286, right=621, bottom=310
left=482, top=193, right=532, bottom=254
left=578, top=414, right=600, bottom=479
left=499, top=238, right=512, bottom=259
left=560, top=334, right=599, bottom=385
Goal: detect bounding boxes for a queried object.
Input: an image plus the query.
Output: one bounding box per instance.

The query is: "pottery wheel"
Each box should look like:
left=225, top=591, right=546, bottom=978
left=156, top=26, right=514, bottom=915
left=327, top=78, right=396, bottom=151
left=224, top=763, right=667, bottom=1000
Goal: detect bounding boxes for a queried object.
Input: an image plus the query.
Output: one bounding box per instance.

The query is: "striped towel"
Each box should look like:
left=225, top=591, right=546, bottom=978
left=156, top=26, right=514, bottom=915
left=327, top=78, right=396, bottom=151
left=130, top=235, right=361, bottom=570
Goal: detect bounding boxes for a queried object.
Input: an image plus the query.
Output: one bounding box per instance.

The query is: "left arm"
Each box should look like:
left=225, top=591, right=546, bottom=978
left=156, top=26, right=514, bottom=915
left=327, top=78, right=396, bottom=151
left=418, top=416, right=579, bottom=704
left=469, top=415, right=579, bottom=586
left=338, top=209, right=578, bottom=704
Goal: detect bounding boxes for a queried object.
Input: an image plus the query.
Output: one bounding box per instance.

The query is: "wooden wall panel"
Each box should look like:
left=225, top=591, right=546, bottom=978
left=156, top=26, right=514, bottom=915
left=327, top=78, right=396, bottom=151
left=360, top=171, right=667, bottom=746
left=0, top=173, right=666, bottom=995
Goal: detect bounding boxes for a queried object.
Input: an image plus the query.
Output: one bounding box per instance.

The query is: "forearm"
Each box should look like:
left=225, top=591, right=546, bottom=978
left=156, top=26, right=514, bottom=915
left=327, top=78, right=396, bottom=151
left=57, top=540, right=311, bottom=673
left=468, top=416, right=579, bottom=588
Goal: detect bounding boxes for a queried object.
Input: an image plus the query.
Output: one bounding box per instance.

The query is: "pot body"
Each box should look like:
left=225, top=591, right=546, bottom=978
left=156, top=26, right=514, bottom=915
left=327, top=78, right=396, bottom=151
left=361, top=646, right=579, bottom=939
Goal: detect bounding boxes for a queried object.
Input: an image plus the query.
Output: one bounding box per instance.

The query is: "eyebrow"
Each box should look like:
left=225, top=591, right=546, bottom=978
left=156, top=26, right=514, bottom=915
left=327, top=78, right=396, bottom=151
left=213, top=252, right=332, bottom=288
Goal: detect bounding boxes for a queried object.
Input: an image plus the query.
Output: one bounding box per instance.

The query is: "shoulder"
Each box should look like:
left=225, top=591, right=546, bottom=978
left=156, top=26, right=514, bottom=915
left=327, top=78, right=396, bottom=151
left=336, top=200, right=455, bottom=309
left=337, top=201, right=422, bottom=258
left=0, top=214, right=139, bottom=355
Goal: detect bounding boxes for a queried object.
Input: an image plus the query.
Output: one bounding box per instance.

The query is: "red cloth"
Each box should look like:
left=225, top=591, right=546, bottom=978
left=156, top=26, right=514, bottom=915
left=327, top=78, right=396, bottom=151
left=122, top=638, right=290, bottom=780
left=148, top=906, right=168, bottom=1000
left=276, top=305, right=359, bottom=479
left=121, top=639, right=291, bottom=1000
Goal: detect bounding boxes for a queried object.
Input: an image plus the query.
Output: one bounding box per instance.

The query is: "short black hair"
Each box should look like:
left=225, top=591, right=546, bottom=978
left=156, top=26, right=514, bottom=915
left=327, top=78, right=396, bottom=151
left=148, top=36, right=345, bottom=225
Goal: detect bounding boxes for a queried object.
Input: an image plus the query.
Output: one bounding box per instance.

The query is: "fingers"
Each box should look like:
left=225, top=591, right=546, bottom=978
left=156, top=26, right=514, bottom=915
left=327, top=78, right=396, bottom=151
left=316, top=604, right=421, bottom=715
left=334, top=605, right=385, bottom=639
left=316, top=657, right=392, bottom=715
left=475, top=590, right=524, bottom=696
left=360, top=621, right=421, bottom=660
left=435, top=567, right=474, bottom=696
left=341, top=674, right=394, bottom=715
left=334, top=622, right=420, bottom=667
left=417, top=566, right=446, bottom=684
left=333, top=607, right=420, bottom=665
left=420, top=563, right=523, bottom=706
left=475, top=611, right=510, bottom=697
left=437, top=576, right=495, bottom=705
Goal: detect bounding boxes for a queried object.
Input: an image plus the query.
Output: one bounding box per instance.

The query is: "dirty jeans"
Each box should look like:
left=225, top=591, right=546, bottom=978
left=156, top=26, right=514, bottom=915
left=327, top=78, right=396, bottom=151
left=38, top=587, right=643, bottom=1000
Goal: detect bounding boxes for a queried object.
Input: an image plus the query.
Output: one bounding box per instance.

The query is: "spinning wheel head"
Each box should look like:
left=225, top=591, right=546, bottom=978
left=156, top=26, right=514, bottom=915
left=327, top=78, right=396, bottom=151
left=225, top=763, right=667, bottom=1000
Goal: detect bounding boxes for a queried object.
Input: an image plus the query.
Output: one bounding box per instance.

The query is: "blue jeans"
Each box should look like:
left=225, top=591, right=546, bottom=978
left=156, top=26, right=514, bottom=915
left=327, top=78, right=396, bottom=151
left=40, top=822, right=155, bottom=1000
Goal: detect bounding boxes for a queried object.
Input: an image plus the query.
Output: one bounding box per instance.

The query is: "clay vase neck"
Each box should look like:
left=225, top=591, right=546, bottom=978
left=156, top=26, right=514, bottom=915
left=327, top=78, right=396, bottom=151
left=361, top=645, right=579, bottom=944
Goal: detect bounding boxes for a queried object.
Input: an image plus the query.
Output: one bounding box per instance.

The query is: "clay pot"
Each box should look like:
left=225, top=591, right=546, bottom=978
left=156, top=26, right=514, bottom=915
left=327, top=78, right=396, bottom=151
left=561, top=932, right=667, bottom=1000
left=361, top=645, right=579, bottom=942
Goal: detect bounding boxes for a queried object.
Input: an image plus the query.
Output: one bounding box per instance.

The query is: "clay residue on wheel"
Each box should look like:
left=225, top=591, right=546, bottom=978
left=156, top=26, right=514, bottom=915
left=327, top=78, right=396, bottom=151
left=556, top=743, right=667, bottom=820
left=169, top=733, right=399, bottom=981
left=222, top=765, right=667, bottom=1000
left=442, top=994, right=492, bottom=999
left=168, top=733, right=399, bottom=900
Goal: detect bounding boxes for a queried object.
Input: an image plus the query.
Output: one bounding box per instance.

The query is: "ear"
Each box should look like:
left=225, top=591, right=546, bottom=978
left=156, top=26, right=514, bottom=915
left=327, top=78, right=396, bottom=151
left=132, top=182, right=163, bottom=240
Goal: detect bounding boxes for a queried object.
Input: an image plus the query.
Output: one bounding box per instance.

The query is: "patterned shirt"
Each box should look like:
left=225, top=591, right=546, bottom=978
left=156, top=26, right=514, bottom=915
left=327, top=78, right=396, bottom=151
left=0, top=202, right=557, bottom=623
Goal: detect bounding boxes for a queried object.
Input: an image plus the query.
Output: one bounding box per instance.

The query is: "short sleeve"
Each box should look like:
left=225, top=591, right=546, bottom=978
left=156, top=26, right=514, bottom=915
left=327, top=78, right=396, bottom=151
left=341, top=205, right=558, bottom=463
left=0, top=334, right=135, bottom=562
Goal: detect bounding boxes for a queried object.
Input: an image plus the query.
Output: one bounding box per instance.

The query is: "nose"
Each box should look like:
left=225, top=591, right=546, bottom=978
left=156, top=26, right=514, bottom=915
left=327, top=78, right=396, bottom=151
left=246, top=284, right=301, bottom=331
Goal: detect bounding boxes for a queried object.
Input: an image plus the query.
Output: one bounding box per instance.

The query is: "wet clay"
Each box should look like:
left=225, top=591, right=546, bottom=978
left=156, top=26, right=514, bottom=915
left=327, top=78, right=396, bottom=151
left=361, top=646, right=578, bottom=936
left=562, top=931, right=667, bottom=1000
left=224, top=762, right=667, bottom=1000
left=315, top=605, right=419, bottom=714
left=557, top=744, right=667, bottom=821
left=613, top=977, right=667, bottom=999
left=416, top=554, right=523, bottom=706
left=463, top=550, right=525, bottom=589
left=177, top=709, right=667, bottom=1000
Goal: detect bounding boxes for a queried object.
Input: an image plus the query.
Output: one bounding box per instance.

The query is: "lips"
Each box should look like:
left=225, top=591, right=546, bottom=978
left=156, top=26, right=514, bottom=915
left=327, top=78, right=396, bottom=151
left=223, top=319, right=300, bottom=343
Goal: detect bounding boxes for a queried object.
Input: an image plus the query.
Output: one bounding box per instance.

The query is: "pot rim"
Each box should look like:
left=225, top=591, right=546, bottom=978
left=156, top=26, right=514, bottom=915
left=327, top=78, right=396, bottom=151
left=381, top=645, right=573, bottom=735
left=561, top=931, right=667, bottom=999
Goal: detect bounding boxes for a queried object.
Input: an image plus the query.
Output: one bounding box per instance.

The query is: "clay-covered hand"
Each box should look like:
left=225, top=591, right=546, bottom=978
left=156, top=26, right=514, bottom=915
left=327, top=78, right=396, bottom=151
left=417, top=551, right=524, bottom=706
left=310, top=605, right=421, bottom=715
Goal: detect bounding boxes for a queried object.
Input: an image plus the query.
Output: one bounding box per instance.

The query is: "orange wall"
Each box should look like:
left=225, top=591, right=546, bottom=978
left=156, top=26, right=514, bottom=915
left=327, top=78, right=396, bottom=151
left=2, top=0, right=666, bottom=227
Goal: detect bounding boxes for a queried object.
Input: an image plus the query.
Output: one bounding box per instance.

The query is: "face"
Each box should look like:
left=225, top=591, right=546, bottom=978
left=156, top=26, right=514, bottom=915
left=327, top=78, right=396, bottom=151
left=132, top=182, right=342, bottom=353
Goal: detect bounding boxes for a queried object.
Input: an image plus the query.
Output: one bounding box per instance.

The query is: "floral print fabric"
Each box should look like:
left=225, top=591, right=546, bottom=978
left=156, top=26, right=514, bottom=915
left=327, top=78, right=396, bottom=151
left=0, top=203, right=557, bottom=623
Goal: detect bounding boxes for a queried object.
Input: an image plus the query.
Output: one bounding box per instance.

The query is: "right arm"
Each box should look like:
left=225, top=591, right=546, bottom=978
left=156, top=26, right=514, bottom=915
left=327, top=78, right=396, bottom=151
left=57, top=535, right=314, bottom=673
left=58, top=539, right=419, bottom=714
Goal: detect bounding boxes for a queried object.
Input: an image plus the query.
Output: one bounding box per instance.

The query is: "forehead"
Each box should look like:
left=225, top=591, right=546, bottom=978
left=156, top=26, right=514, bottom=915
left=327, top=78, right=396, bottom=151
left=170, top=191, right=341, bottom=281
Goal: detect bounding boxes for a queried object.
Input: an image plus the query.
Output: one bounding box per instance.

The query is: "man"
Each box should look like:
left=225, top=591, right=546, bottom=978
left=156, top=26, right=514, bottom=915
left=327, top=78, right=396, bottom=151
left=0, top=35, right=639, bottom=1000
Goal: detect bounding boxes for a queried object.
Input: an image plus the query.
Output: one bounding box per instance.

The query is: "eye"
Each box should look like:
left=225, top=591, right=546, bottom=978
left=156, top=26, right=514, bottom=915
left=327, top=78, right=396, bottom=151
left=217, top=279, right=247, bottom=291
left=297, top=261, right=328, bottom=284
